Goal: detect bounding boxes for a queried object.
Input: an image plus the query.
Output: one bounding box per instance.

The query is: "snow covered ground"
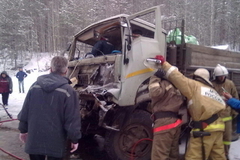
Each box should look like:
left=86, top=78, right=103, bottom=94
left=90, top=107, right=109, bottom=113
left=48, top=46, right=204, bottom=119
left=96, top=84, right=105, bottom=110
left=0, top=53, right=52, bottom=118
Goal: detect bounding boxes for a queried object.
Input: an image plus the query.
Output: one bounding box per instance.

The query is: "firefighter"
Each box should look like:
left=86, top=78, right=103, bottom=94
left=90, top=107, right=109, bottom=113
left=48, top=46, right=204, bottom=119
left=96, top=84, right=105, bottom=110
left=212, top=64, right=239, bottom=160
left=148, top=69, right=184, bottom=160
left=154, top=55, right=226, bottom=160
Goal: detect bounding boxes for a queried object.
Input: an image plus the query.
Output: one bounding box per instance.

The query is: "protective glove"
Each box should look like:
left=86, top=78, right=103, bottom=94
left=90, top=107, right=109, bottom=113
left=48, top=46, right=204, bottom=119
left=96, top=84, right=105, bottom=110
left=154, top=69, right=165, bottom=78
left=19, top=133, right=28, bottom=143
left=70, top=143, right=79, bottom=153
left=155, top=55, right=165, bottom=64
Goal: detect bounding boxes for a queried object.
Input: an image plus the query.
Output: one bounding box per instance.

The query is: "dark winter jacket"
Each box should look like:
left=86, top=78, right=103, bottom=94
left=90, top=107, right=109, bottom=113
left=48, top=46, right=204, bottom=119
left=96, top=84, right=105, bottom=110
left=91, top=40, right=114, bottom=57
left=16, top=71, right=27, bottom=81
left=17, top=73, right=81, bottom=158
left=0, top=71, right=13, bottom=93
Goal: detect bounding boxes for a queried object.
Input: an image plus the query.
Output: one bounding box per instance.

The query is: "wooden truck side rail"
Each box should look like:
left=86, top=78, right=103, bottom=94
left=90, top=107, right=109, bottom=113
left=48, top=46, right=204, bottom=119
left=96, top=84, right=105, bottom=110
left=185, top=43, right=240, bottom=69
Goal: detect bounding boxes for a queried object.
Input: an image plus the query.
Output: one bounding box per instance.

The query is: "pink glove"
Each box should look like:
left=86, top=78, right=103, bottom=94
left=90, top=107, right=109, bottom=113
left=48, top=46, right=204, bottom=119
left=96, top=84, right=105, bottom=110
left=19, top=133, right=28, bottom=143
left=70, top=143, right=79, bottom=153
left=155, top=55, right=165, bottom=64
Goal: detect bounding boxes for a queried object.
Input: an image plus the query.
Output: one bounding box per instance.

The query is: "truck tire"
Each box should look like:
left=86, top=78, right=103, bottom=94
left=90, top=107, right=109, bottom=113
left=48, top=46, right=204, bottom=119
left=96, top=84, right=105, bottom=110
left=105, top=109, right=153, bottom=160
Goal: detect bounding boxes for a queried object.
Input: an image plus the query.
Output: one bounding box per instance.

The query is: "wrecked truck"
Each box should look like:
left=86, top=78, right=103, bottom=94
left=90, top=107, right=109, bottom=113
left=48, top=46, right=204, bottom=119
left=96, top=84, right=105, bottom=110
left=67, top=5, right=240, bottom=160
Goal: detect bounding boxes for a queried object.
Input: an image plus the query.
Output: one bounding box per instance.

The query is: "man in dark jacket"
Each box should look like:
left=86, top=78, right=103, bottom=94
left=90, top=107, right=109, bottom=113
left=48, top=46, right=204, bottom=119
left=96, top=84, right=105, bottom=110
left=16, top=67, right=27, bottom=93
left=91, top=36, right=114, bottom=57
left=0, top=71, right=13, bottom=106
left=18, top=56, right=81, bottom=160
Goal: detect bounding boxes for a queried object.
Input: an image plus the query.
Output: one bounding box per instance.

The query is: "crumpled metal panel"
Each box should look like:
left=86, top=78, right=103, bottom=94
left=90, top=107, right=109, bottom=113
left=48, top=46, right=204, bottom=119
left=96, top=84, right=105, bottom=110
left=77, top=63, right=119, bottom=98
left=100, top=63, right=115, bottom=85
left=90, top=63, right=115, bottom=86
left=82, top=83, right=119, bottom=95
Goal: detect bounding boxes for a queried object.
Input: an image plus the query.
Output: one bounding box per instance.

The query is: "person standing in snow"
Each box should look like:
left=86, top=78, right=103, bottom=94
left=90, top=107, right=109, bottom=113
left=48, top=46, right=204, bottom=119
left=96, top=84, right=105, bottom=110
left=18, top=56, right=81, bottom=160
left=0, top=71, right=13, bottom=106
left=16, top=67, right=27, bottom=93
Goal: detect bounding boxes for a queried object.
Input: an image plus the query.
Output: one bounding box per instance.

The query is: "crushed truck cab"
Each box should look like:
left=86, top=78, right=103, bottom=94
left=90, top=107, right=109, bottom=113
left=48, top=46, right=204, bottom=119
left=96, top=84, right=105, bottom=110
left=67, top=6, right=164, bottom=160
left=68, top=6, right=165, bottom=105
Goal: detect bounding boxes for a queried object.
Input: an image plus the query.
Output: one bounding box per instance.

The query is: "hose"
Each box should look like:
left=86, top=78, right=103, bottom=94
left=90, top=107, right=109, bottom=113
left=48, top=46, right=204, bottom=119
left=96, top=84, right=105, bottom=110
left=1, top=103, right=13, bottom=119
left=0, top=119, right=25, bottom=160
left=0, top=147, right=25, bottom=160
left=130, top=138, right=153, bottom=160
left=0, top=119, right=18, bottom=123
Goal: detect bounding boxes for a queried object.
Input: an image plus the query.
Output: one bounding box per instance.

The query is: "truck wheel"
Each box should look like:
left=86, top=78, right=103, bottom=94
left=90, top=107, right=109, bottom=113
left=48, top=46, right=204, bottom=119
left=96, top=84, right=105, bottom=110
left=105, top=109, right=153, bottom=160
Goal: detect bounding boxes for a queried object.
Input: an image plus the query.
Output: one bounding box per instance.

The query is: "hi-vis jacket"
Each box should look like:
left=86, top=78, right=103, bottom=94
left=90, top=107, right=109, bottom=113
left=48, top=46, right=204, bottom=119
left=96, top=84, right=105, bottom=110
left=149, top=75, right=184, bottom=114
left=162, top=62, right=226, bottom=132
left=212, top=79, right=239, bottom=122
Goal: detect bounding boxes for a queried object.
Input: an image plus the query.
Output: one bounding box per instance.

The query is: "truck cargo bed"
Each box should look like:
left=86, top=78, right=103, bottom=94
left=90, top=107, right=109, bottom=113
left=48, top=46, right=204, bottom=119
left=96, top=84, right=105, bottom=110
left=185, top=43, right=240, bottom=70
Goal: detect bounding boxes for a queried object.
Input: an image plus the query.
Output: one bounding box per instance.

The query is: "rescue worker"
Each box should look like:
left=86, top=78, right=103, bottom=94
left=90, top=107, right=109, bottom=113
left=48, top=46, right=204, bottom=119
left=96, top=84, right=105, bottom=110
left=154, top=55, right=226, bottom=160
left=149, top=69, right=184, bottom=160
left=212, top=64, right=239, bottom=160
left=90, top=36, right=114, bottom=57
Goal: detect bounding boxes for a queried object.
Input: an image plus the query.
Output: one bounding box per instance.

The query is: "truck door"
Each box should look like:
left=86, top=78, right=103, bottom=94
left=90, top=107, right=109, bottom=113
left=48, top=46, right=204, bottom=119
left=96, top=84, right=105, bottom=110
left=118, top=5, right=166, bottom=106
left=127, top=5, right=165, bottom=54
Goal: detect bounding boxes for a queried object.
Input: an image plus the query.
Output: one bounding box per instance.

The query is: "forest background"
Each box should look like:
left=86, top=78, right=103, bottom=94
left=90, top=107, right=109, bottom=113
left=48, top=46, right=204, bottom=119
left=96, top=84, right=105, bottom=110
left=0, top=0, right=240, bottom=70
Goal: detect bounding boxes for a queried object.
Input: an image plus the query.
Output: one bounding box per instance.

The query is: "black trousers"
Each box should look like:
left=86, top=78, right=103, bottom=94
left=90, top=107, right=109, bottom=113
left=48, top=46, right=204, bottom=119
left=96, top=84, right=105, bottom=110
left=1, top=92, right=9, bottom=105
left=29, top=154, right=63, bottom=160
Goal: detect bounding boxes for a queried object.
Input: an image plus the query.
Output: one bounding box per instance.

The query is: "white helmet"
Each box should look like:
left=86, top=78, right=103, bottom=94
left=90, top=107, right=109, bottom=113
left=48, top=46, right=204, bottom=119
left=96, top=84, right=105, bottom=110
left=213, top=64, right=228, bottom=77
left=194, top=68, right=212, bottom=86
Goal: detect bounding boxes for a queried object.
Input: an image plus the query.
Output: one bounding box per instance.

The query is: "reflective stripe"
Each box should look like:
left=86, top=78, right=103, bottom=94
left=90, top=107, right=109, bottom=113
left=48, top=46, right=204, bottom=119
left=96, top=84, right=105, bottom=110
left=55, top=88, right=70, bottom=97
left=192, top=123, right=225, bottom=131
left=31, top=85, right=70, bottom=97
left=126, top=68, right=154, bottom=78
left=149, top=82, right=160, bottom=89
left=222, top=116, right=232, bottom=122
left=166, top=66, right=178, bottom=78
left=30, top=85, right=41, bottom=90
left=153, top=119, right=182, bottom=133
left=223, top=141, right=231, bottom=145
